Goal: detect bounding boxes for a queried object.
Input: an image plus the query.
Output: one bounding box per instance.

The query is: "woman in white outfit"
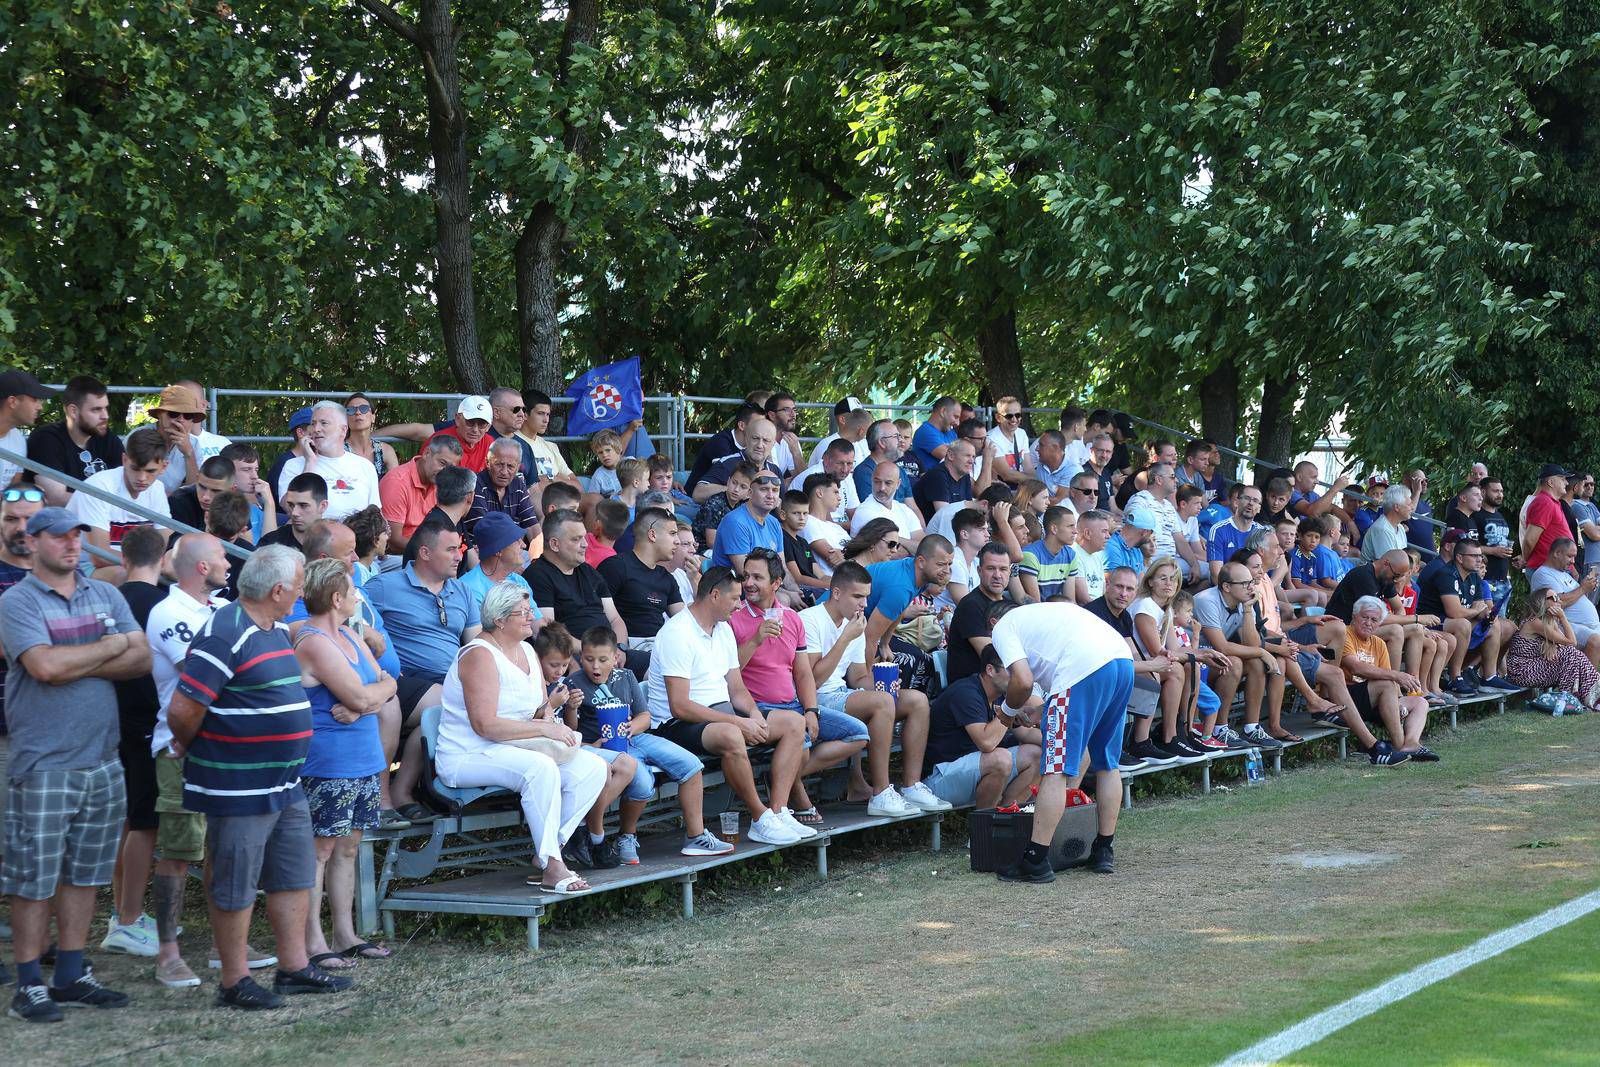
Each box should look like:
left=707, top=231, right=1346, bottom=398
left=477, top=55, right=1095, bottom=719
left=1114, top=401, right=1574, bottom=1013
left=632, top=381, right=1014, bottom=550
left=437, top=582, right=607, bottom=893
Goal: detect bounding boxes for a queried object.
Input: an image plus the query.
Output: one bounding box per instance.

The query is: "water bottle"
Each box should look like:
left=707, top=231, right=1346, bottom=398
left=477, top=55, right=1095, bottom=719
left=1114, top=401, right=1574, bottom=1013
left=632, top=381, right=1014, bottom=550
left=1553, top=693, right=1571, bottom=717
left=1244, top=748, right=1264, bottom=784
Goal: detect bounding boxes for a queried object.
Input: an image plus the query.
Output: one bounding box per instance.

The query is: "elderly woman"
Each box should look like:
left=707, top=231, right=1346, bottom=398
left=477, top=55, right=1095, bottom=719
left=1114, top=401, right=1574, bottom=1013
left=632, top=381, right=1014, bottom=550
left=1340, top=595, right=1434, bottom=763
left=1505, top=587, right=1600, bottom=709
left=437, top=582, right=607, bottom=893
left=293, top=558, right=399, bottom=966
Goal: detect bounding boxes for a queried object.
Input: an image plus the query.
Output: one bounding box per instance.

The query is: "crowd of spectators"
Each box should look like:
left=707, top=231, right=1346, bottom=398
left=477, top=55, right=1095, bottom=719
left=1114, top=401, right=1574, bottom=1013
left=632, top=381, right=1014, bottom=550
left=0, top=369, right=1592, bottom=1018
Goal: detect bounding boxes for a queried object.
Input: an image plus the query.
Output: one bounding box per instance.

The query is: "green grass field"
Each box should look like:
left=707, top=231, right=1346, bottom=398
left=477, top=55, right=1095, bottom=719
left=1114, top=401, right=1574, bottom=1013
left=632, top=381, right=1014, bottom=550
left=11, top=709, right=1600, bottom=1065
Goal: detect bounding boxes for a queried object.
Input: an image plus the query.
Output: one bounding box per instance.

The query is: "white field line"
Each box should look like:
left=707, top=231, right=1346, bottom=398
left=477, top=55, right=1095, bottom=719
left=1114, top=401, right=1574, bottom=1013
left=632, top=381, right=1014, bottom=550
left=1217, top=886, right=1600, bottom=1066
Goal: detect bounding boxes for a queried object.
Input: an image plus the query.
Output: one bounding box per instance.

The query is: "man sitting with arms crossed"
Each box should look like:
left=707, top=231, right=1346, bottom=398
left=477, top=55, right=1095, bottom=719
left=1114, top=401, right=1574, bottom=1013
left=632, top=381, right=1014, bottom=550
left=797, top=560, right=951, bottom=819
left=922, top=645, right=1044, bottom=808
left=644, top=565, right=813, bottom=846
left=989, top=599, right=1134, bottom=882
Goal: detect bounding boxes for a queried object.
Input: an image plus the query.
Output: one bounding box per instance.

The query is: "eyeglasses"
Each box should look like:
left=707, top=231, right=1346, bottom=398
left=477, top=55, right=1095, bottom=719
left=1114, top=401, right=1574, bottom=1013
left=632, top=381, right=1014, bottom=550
left=506, top=607, right=535, bottom=619
left=346, top=404, right=373, bottom=415
left=1223, top=579, right=1252, bottom=587
left=963, top=435, right=985, bottom=444
left=3, top=488, right=43, bottom=503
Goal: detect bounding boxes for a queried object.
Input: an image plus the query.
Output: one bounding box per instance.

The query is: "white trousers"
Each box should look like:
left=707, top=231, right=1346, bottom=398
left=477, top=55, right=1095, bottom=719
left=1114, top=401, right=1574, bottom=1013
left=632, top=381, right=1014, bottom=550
left=437, top=745, right=607, bottom=863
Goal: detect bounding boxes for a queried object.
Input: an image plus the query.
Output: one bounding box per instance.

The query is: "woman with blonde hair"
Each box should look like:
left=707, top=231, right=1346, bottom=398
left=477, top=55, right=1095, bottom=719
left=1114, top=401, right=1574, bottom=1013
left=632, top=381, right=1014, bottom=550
left=1505, top=587, right=1600, bottom=708
left=1126, top=558, right=1207, bottom=764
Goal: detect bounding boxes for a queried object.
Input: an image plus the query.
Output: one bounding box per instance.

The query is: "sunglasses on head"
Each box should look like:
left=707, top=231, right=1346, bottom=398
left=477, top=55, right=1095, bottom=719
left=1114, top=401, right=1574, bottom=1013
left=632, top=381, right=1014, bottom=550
left=3, top=488, right=43, bottom=503
left=346, top=403, right=373, bottom=415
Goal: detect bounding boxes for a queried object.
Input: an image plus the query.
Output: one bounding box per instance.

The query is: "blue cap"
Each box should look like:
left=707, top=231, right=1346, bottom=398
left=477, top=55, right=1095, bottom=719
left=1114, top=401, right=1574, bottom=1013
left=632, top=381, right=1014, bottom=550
left=474, top=511, right=524, bottom=560
left=1123, top=506, right=1158, bottom=532
left=289, top=407, right=314, bottom=431
left=26, top=507, right=90, bottom=536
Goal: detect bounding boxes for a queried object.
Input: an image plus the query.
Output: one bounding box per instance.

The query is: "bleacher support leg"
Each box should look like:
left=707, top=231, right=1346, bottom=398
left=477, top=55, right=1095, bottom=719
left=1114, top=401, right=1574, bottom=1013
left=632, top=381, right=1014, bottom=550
left=356, top=838, right=379, bottom=935
left=1201, top=764, right=1211, bottom=794
left=1338, top=736, right=1347, bottom=759
left=930, top=814, right=943, bottom=852
left=1271, top=751, right=1282, bottom=775
left=1450, top=706, right=1458, bottom=729
left=1122, top=783, right=1132, bottom=810
left=677, top=872, right=697, bottom=918
left=527, top=916, right=541, bottom=950
left=815, top=842, right=829, bottom=879
left=382, top=911, right=395, bottom=938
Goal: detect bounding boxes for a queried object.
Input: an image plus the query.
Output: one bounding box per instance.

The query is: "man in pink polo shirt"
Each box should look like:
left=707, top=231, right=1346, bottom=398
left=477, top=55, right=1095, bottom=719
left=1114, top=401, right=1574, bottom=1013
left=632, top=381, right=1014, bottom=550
left=727, top=548, right=869, bottom=828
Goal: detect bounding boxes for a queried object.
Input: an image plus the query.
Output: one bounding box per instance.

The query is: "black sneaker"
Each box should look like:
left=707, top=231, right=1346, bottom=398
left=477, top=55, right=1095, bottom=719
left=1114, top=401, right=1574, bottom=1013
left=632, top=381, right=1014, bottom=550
left=1158, top=737, right=1208, bottom=765
left=215, top=975, right=285, bottom=1011
left=1130, top=739, right=1177, bottom=766
left=273, top=965, right=354, bottom=996
left=1088, top=839, right=1115, bottom=874
left=1118, top=751, right=1147, bottom=771
left=562, top=833, right=594, bottom=870
left=9, top=983, right=62, bottom=1023
left=1371, top=747, right=1411, bottom=766
left=49, top=968, right=129, bottom=1009
left=1311, top=710, right=1349, bottom=729
left=1462, top=666, right=1484, bottom=689
left=589, top=834, right=623, bottom=869
left=996, top=854, right=1055, bottom=884
left=1407, top=746, right=1441, bottom=762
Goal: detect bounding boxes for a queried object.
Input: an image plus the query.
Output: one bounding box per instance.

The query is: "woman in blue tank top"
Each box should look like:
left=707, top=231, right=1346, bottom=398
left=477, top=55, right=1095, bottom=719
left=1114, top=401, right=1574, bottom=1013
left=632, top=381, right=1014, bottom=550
left=293, top=559, right=400, bottom=966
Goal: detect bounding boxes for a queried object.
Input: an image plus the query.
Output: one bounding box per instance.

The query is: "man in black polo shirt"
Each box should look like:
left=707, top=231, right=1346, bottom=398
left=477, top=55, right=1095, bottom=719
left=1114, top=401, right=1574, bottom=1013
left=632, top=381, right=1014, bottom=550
left=1326, top=548, right=1436, bottom=685
left=597, top=508, right=683, bottom=657
left=259, top=472, right=328, bottom=551
left=913, top=438, right=976, bottom=522
left=947, top=542, right=1012, bottom=682
left=525, top=508, right=638, bottom=670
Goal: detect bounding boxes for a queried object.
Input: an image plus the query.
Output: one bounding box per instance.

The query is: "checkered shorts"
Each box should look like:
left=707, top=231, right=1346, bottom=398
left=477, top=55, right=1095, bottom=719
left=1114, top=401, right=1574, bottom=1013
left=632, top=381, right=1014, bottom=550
left=2, top=760, right=126, bottom=900
left=1040, top=690, right=1072, bottom=775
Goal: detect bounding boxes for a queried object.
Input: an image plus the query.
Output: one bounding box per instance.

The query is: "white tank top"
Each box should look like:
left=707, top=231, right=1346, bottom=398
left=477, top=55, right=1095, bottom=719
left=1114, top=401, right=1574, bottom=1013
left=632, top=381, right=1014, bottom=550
left=439, top=638, right=541, bottom=759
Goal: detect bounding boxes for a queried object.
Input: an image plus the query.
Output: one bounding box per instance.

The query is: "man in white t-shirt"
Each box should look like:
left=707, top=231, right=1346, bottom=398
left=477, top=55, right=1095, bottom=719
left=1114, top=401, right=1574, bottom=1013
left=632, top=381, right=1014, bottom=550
left=144, top=532, right=230, bottom=988
left=798, top=472, right=852, bottom=578
left=644, top=565, right=812, bottom=846
left=805, top=407, right=872, bottom=471
left=763, top=391, right=804, bottom=480
left=1124, top=462, right=1203, bottom=577
left=989, top=601, right=1134, bottom=882
left=516, top=388, right=580, bottom=487
left=0, top=369, right=54, bottom=488
left=277, top=401, right=380, bottom=520
left=1075, top=509, right=1111, bottom=600
left=849, top=461, right=924, bottom=542
left=799, top=561, right=950, bottom=818
left=69, top=426, right=171, bottom=570
left=938, top=507, right=990, bottom=607
left=794, top=438, right=861, bottom=523
left=986, top=395, right=1034, bottom=488
left=151, top=382, right=232, bottom=494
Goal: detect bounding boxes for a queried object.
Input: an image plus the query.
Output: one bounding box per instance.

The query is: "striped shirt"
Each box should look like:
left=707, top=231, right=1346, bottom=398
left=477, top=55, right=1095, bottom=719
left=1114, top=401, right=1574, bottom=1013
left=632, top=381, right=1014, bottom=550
left=176, top=601, right=312, bottom=816
left=466, top=469, right=540, bottom=534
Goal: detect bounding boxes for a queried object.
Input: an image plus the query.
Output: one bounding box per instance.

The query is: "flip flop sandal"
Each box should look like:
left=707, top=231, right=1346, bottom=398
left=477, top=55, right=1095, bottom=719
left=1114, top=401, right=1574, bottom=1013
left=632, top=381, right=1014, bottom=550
left=540, top=874, right=591, bottom=895
left=790, top=807, right=826, bottom=825
left=336, top=941, right=391, bottom=960
left=394, top=803, right=438, bottom=823
left=1270, top=730, right=1304, bottom=743
left=309, top=951, right=355, bottom=970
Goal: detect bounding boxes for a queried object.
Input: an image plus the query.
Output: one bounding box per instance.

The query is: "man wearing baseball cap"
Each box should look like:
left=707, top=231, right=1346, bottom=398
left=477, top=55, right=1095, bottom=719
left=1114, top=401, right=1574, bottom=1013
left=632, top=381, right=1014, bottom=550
left=0, top=369, right=57, bottom=490
left=1522, top=464, right=1576, bottom=572
left=377, top=397, right=495, bottom=474
left=264, top=408, right=314, bottom=511
left=2, top=507, right=151, bottom=1020
left=1103, top=505, right=1155, bottom=577
left=150, top=382, right=232, bottom=495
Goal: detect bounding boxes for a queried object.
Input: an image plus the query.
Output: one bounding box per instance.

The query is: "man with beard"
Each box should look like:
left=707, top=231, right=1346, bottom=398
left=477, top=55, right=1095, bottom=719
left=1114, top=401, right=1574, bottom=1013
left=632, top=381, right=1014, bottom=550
left=764, top=391, right=805, bottom=482
left=26, top=376, right=125, bottom=506
left=853, top=419, right=917, bottom=504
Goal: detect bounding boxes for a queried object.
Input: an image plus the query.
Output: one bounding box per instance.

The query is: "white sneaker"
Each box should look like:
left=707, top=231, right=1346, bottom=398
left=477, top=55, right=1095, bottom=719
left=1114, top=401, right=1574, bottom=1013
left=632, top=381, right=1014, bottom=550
left=135, top=913, right=181, bottom=938
left=899, top=781, right=953, bottom=812
left=777, top=807, right=820, bottom=839
left=748, top=810, right=803, bottom=846
left=866, top=787, right=918, bottom=818
left=101, top=922, right=159, bottom=958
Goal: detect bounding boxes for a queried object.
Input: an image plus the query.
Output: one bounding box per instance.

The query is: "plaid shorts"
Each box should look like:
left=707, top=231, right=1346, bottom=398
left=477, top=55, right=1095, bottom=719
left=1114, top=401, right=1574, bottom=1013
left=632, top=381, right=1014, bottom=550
left=2, top=760, right=126, bottom=900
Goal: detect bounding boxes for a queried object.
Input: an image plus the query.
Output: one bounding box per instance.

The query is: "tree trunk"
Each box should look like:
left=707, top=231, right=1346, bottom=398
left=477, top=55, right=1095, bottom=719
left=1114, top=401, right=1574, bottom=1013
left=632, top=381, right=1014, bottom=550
left=976, top=297, right=1028, bottom=416
left=1199, top=356, right=1240, bottom=479
left=417, top=0, right=488, bottom=394
left=1255, top=367, right=1301, bottom=475
left=516, top=0, right=602, bottom=398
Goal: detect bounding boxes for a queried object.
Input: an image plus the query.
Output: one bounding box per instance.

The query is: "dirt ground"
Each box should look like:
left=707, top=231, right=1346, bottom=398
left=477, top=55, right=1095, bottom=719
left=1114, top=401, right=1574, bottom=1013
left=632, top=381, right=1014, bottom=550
left=12, top=711, right=1600, bottom=1066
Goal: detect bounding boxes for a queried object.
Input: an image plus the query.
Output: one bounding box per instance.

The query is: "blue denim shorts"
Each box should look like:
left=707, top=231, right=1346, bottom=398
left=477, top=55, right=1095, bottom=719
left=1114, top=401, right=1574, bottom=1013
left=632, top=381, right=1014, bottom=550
left=759, top=699, right=870, bottom=746
left=593, top=732, right=704, bottom=802
left=924, top=747, right=1022, bottom=807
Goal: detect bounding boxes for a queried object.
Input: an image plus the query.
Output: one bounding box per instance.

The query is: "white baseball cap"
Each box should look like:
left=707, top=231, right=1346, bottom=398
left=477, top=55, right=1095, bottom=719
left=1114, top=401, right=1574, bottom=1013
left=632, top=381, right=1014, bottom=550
left=457, top=395, right=492, bottom=423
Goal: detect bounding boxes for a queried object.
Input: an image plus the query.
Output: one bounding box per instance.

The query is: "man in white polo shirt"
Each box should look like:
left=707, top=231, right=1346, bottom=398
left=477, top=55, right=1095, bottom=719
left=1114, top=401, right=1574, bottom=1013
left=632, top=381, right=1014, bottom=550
left=988, top=600, right=1134, bottom=883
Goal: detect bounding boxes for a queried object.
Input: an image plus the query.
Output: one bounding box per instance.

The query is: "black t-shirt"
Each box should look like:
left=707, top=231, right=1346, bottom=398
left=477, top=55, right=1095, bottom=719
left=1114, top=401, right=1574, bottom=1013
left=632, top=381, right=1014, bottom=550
left=1477, top=508, right=1512, bottom=581
left=913, top=466, right=971, bottom=520
left=266, top=448, right=295, bottom=508
left=258, top=525, right=303, bottom=551
left=597, top=551, right=681, bottom=640
left=1327, top=563, right=1396, bottom=623
left=1416, top=558, right=1467, bottom=619
left=169, top=485, right=206, bottom=533
left=25, top=422, right=123, bottom=485
left=1444, top=507, right=1480, bottom=543
left=925, top=675, right=1000, bottom=769
left=1261, top=505, right=1294, bottom=528
left=525, top=557, right=613, bottom=637
left=784, top=529, right=819, bottom=579
left=1086, top=596, right=1134, bottom=639
left=685, top=428, right=738, bottom=494
left=948, top=590, right=1005, bottom=682
left=1084, top=462, right=1116, bottom=511
left=113, top=581, right=165, bottom=725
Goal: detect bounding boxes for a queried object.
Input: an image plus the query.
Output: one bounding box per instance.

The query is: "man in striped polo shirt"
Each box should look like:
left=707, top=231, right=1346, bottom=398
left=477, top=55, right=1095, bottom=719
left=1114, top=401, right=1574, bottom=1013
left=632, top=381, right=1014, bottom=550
left=166, top=544, right=353, bottom=1010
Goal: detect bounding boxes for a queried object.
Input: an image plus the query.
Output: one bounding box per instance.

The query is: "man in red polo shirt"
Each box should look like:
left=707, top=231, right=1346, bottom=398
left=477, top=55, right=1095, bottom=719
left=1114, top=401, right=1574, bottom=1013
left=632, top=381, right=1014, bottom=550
left=377, top=395, right=495, bottom=473
left=379, top=435, right=463, bottom=556
left=1522, top=464, right=1575, bottom=572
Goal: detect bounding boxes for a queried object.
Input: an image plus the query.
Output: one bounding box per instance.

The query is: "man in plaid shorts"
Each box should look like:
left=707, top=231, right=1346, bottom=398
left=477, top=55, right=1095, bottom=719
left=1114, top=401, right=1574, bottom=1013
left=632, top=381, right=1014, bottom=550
left=1, top=507, right=152, bottom=1022
left=988, top=601, right=1133, bottom=883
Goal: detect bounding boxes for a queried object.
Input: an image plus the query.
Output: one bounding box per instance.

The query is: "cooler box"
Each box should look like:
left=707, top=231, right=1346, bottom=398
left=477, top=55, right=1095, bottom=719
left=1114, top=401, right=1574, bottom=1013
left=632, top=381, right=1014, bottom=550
left=969, top=791, right=1097, bottom=873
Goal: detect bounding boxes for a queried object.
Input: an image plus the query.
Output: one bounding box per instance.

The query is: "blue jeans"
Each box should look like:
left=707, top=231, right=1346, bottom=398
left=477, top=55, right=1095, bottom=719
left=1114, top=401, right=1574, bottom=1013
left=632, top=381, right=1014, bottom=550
left=758, top=699, right=871, bottom=746
left=593, top=732, right=703, bottom=802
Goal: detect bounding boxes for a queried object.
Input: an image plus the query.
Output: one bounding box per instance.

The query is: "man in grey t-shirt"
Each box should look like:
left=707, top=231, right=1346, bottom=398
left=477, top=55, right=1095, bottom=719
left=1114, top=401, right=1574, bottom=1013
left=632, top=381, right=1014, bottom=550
left=1192, top=563, right=1282, bottom=752
left=0, top=507, right=151, bottom=1019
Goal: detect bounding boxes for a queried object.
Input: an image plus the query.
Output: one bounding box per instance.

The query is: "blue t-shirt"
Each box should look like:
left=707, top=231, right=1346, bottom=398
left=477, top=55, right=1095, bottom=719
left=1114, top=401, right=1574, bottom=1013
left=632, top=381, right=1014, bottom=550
left=911, top=422, right=957, bottom=471
left=364, top=563, right=475, bottom=680
left=285, top=565, right=402, bottom=679
left=1102, top=532, right=1146, bottom=576
left=1406, top=496, right=1435, bottom=551
left=1314, top=543, right=1344, bottom=579
left=1290, top=547, right=1335, bottom=585
left=709, top=504, right=784, bottom=569
left=459, top=569, right=537, bottom=625
left=865, top=557, right=922, bottom=623
left=1197, top=502, right=1231, bottom=540
left=176, top=602, right=312, bottom=816
left=1289, top=489, right=1319, bottom=514
left=1207, top=519, right=1261, bottom=563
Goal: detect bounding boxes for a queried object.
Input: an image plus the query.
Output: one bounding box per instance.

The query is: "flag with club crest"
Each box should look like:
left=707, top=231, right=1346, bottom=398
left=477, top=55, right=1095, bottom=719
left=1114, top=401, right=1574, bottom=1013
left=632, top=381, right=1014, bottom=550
left=563, top=356, right=644, bottom=436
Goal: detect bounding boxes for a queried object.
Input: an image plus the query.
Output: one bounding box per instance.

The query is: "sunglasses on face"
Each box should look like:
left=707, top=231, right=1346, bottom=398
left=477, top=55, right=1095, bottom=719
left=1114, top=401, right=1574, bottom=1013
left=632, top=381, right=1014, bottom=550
left=3, top=488, right=44, bottom=503
left=1001, top=411, right=1021, bottom=421
left=346, top=404, right=373, bottom=415
left=161, top=410, right=205, bottom=423
left=884, top=540, right=901, bottom=551
left=500, top=405, right=526, bottom=414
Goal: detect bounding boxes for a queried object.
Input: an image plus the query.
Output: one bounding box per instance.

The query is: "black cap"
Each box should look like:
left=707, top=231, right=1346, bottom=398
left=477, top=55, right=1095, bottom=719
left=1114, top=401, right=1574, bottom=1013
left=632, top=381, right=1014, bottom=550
left=0, top=369, right=57, bottom=400
left=1537, top=463, right=1574, bottom=481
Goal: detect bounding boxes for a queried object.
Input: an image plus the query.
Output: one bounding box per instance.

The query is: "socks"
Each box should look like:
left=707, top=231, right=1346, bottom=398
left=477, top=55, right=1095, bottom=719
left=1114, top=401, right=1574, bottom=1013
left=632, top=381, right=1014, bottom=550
left=1021, top=842, right=1048, bottom=866
left=1093, top=833, right=1114, bottom=849
left=589, top=831, right=605, bottom=846
left=16, top=958, right=43, bottom=988
left=52, top=948, right=85, bottom=988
